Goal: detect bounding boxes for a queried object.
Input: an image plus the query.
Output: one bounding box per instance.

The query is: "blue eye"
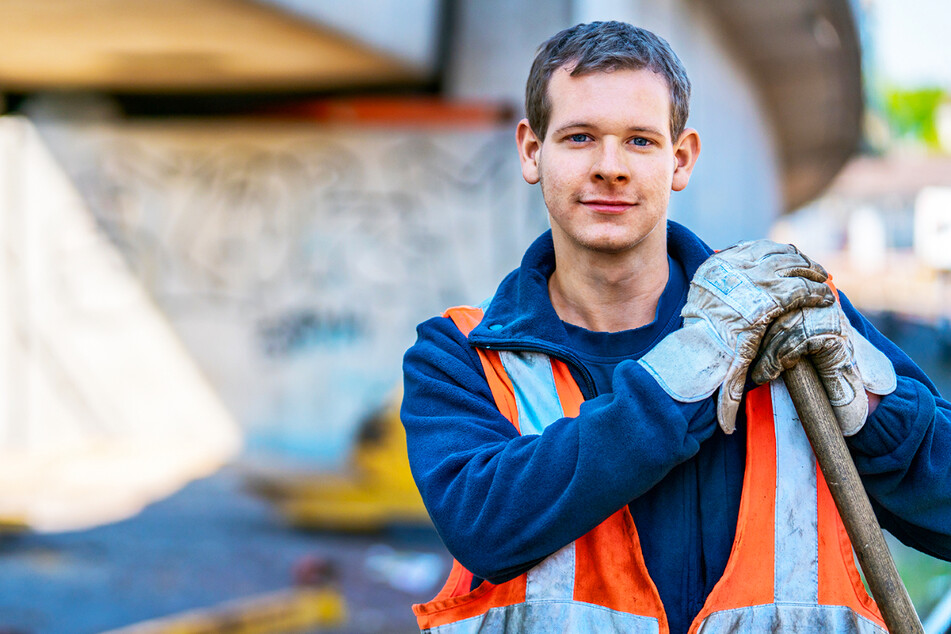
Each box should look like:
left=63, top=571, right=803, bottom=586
left=568, top=133, right=589, bottom=143
left=631, top=137, right=650, bottom=147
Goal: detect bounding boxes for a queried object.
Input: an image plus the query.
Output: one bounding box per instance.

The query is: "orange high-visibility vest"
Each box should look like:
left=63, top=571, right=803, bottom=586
left=412, top=305, right=887, bottom=633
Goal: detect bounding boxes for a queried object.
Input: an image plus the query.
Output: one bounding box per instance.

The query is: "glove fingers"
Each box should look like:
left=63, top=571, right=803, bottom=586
left=814, top=360, right=858, bottom=408
left=752, top=310, right=811, bottom=384
left=776, top=264, right=829, bottom=284
left=722, top=242, right=827, bottom=282
left=751, top=355, right=782, bottom=385
left=809, top=339, right=867, bottom=435
left=764, top=278, right=836, bottom=313
left=821, top=361, right=868, bottom=436
left=717, top=388, right=740, bottom=435
left=752, top=339, right=811, bottom=384
left=721, top=241, right=824, bottom=272
left=717, top=357, right=751, bottom=434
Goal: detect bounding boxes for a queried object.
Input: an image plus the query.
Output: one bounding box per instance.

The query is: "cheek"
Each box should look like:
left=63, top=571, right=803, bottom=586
left=642, top=161, right=676, bottom=191
left=538, top=161, right=569, bottom=195
left=538, top=174, right=563, bottom=210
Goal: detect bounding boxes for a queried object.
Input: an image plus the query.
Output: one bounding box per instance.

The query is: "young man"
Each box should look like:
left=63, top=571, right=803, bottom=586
left=402, top=21, right=951, bottom=633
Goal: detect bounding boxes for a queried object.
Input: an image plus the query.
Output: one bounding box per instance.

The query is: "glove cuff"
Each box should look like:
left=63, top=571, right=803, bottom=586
left=852, top=330, right=897, bottom=396
left=638, top=321, right=734, bottom=403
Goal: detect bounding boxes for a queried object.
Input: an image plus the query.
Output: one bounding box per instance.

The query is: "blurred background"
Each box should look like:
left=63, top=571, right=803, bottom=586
left=0, top=0, right=949, bottom=632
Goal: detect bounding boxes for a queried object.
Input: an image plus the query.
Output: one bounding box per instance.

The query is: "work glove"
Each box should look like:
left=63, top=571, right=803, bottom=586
left=751, top=303, right=897, bottom=435
left=639, top=240, right=836, bottom=433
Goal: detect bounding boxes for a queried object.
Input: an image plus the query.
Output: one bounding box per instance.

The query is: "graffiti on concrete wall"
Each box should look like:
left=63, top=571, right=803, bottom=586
left=37, top=121, right=548, bottom=467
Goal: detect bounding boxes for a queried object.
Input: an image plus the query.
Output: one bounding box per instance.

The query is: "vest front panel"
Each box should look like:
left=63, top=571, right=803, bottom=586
left=415, top=305, right=885, bottom=633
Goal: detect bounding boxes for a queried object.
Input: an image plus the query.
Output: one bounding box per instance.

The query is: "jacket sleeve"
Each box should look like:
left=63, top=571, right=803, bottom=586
left=401, top=315, right=718, bottom=583
left=841, top=292, right=951, bottom=560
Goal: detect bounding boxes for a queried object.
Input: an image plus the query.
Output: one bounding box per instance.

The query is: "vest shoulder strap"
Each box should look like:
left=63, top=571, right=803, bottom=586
left=443, top=305, right=519, bottom=431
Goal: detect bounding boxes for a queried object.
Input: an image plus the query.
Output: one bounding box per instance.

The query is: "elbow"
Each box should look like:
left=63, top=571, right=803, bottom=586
left=437, top=527, right=507, bottom=582
left=434, top=517, right=538, bottom=584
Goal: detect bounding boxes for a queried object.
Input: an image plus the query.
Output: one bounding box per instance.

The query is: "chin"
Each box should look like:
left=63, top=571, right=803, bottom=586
left=577, top=233, right=642, bottom=254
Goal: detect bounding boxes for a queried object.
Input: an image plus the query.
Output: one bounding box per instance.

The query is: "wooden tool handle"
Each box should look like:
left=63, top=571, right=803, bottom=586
left=782, top=360, right=923, bottom=633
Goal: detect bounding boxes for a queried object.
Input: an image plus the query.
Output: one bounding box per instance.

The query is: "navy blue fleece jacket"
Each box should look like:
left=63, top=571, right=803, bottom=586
left=401, top=221, right=951, bottom=634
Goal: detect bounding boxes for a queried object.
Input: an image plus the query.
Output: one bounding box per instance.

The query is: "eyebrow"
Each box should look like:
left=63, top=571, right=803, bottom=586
left=553, top=123, right=666, bottom=137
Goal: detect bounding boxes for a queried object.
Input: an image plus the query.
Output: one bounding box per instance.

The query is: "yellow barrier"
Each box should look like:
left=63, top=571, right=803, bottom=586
left=101, top=586, right=346, bottom=634
left=247, top=392, right=430, bottom=531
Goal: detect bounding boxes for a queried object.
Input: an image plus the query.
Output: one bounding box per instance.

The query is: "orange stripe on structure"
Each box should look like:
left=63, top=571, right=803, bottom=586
left=816, top=465, right=885, bottom=625
left=269, top=97, right=512, bottom=129
left=689, top=386, right=777, bottom=632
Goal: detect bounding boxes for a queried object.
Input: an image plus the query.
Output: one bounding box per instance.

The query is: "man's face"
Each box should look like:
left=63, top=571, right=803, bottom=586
left=517, top=66, right=698, bottom=257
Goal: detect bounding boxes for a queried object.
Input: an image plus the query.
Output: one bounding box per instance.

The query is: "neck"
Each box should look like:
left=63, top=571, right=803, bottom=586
left=548, top=232, right=670, bottom=333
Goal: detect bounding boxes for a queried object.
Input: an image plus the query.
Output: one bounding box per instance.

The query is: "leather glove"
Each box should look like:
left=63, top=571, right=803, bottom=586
left=639, top=240, right=836, bottom=433
left=751, top=303, right=897, bottom=435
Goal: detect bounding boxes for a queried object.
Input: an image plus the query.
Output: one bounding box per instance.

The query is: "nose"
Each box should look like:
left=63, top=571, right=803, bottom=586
left=592, top=139, right=630, bottom=183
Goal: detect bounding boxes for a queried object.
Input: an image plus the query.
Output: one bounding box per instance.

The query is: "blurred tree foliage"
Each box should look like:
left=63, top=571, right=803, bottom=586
left=882, top=86, right=946, bottom=148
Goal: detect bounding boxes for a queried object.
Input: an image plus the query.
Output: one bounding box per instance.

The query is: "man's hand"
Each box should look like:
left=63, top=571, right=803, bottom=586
left=752, top=303, right=897, bottom=435
left=639, top=240, right=836, bottom=433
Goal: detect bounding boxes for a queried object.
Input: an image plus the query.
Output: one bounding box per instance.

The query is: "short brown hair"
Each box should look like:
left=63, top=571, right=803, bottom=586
left=526, top=21, right=691, bottom=141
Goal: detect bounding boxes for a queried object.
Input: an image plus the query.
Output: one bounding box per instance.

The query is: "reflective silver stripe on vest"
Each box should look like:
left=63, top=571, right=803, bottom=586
left=499, top=350, right=564, bottom=436
left=526, top=543, right=575, bottom=602
left=695, top=604, right=885, bottom=633
left=426, top=602, right=660, bottom=634
left=771, top=378, right=820, bottom=604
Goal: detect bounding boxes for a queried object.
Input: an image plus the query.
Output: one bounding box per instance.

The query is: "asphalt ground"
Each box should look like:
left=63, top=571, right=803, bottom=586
left=0, top=468, right=450, bottom=634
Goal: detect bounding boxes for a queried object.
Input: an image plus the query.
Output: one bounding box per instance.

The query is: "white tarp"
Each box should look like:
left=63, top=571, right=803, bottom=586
left=0, top=116, right=240, bottom=532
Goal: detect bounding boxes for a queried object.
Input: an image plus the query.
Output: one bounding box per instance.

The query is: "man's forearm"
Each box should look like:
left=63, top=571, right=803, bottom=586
left=402, top=318, right=717, bottom=581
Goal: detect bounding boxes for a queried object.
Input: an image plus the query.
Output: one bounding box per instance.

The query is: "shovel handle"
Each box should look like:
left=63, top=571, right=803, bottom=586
left=782, top=360, right=923, bottom=633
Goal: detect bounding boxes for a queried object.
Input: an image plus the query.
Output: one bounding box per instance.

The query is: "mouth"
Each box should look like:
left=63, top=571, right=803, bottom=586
left=580, top=199, right=636, bottom=214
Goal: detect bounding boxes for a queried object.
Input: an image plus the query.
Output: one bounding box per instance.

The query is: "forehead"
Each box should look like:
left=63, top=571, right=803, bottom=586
left=546, top=65, right=672, bottom=136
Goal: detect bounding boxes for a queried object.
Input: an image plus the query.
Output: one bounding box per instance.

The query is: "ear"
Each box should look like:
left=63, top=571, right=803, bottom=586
left=516, top=118, right=541, bottom=185
left=671, top=128, right=701, bottom=192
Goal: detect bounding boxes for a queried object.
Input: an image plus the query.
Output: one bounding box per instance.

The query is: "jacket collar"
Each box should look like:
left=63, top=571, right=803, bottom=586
left=468, top=220, right=714, bottom=352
